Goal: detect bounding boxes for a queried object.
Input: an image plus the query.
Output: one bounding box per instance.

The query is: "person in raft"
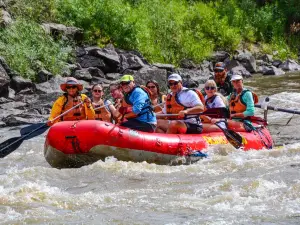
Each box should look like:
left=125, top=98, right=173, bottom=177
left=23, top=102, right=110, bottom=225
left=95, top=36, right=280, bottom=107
left=109, top=83, right=133, bottom=123
left=91, top=83, right=118, bottom=122
left=211, top=74, right=255, bottom=131
left=201, top=79, right=228, bottom=123
left=213, top=62, right=233, bottom=97
left=156, top=74, right=204, bottom=134
left=145, top=79, right=166, bottom=113
left=48, top=77, right=95, bottom=126
left=116, top=74, right=156, bottom=132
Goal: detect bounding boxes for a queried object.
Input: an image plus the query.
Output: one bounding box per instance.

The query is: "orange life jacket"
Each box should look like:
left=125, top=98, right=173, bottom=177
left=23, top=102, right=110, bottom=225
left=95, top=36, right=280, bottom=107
left=61, top=94, right=86, bottom=121
left=152, top=95, right=166, bottom=113
left=166, top=89, right=205, bottom=114
left=229, top=89, right=259, bottom=114
left=93, top=100, right=112, bottom=122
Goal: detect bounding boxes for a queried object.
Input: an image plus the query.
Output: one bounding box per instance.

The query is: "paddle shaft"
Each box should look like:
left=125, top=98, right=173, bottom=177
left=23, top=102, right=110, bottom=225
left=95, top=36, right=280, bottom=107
left=255, top=104, right=300, bottom=115
left=0, top=102, right=84, bottom=153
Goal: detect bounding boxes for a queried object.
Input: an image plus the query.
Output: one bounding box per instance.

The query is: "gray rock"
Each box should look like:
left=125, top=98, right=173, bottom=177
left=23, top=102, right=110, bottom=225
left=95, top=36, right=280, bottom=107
left=180, top=59, right=197, bottom=69
left=279, top=59, right=300, bottom=71
left=134, top=67, right=168, bottom=93
left=74, top=69, right=93, bottom=81
left=176, top=68, right=210, bottom=85
left=153, top=63, right=175, bottom=72
left=41, top=23, right=84, bottom=42
left=235, top=51, right=257, bottom=73
left=211, top=51, right=231, bottom=63
left=228, top=65, right=252, bottom=78
left=105, top=73, right=120, bottom=80
left=119, top=53, right=145, bottom=72
left=10, top=76, right=36, bottom=93
left=36, top=70, right=53, bottom=83
left=76, top=47, right=86, bottom=57
left=0, top=9, right=12, bottom=28
left=77, top=55, right=106, bottom=69
left=272, top=60, right=282, bottom=67
left=88, top=67, right=105, bottom=78
left=262, top=66, right=285, bottom=76
left=0, top=63, right=9, bottom=97
left=87, top=47, right=120, bottom=65
left=259, top=54, right=273, bottom=63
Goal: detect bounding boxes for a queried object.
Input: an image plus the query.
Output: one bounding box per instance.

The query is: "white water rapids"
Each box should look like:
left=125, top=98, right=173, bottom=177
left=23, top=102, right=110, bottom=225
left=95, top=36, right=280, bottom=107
left=1, top=73, right=300, bottom=224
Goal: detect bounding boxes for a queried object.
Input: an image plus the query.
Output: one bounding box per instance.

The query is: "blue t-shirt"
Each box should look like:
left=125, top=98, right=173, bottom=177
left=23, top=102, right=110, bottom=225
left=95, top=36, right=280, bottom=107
left=127, top=87, right=157, bottom=124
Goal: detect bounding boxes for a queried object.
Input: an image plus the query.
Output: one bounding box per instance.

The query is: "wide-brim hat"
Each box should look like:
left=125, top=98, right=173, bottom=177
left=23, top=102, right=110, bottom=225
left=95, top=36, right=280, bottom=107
left=60, top=77, right=83, bottom=92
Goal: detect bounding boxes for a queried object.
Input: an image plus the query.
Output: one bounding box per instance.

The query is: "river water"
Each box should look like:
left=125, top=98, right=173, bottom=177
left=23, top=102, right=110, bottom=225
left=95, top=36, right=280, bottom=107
left=1, top=73, right=300, bottom=225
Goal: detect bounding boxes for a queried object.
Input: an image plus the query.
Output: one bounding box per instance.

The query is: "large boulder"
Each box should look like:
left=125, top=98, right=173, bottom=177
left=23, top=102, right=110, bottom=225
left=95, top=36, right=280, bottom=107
left=119, top=53, right=146, bottom=72
left=77, top=54, right=106, bottom=69
left=228, top=65, right=252, bottom=78
left=262, top=66, right=285, bottom=76
left=36, top=70, right=53, bottom=83
left=234, top=50, right=257, bottom=73
left=134, top=67, right=168, bottom=93
left=10, top=76, right=36, bottom=93
left=0, top=64, right=9, bottom=97
left=42, top=23, right=84, bottom=42
left=0, top=9, right=12, bottom=28
left=153, top=63, right=175, bottom=72
left=86, top=46, right=120, bottom=73
left=210, top=51, right=231, bottom=64
left=279, top=59, right=300, bottom=71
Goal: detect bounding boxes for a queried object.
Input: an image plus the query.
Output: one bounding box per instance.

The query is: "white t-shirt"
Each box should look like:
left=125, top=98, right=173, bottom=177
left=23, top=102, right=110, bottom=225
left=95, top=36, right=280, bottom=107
left=204, top=95, right=226, bottom=109
left=162, top=88, right=203, bottom=124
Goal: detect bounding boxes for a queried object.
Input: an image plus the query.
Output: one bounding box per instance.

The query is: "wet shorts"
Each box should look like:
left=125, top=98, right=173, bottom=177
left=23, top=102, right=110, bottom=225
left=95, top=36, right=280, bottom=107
left=184, top=122, right=203, bottom=134
left=120, top=119, right=156, bottom=133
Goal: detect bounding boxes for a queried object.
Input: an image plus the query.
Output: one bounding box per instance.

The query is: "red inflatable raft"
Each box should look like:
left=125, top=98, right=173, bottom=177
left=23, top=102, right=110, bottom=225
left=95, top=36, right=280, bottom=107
left=44, top=120, right=274, bottom=168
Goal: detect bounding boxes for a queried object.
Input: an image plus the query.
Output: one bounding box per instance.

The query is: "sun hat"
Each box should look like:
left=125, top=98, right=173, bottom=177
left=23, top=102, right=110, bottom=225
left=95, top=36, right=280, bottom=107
left=60, top=77, right=83, bottom=92
left=168, top=73, right=182, bottom=82
left=230, top=74, right=243, bottom=81
left=120, top=74, right=134, bottom=83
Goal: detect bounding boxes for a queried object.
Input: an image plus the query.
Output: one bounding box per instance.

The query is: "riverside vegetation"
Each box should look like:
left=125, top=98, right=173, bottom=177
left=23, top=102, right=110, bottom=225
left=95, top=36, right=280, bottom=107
left=0, top=0, right=299, bottom=81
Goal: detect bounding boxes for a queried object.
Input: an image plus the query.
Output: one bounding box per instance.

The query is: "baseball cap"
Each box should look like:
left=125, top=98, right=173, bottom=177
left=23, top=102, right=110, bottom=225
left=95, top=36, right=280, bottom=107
left=120, top=74, right=134, bottom=82
left=168, top=73, right=182, bottom=82
left=230, top=74, right=243, bottom=81
left=215, top=62, right=225, bottom=70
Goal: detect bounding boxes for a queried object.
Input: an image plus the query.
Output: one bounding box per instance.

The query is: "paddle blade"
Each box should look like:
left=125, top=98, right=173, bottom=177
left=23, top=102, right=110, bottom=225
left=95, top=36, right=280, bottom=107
left=0, top=136, right=24, bottom=158
left=20, top=123, right=49, bottom=139
left=215, top=121, right=244, bottom=149
left=224, top=129, right=244, bottom=149
left=20, top=123, right=46, bottom=135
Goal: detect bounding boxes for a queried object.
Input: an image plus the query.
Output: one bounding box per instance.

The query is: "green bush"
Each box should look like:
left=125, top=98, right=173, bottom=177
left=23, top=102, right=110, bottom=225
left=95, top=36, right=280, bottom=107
left=0, top=20, right=73, bottom=80
left=1, top=0, right=299, bottom=76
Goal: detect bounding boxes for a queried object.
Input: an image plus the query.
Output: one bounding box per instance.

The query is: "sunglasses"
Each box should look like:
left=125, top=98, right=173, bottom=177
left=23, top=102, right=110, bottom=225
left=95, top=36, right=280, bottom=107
left=66, top=85, right=77, bottom=89
left=168, top=81, right=179, bottom=87
left=120, top=81, right=131, bottom=86
left=93, top=89, right=103, bottom=93
left=205, top=86, right=216, bottom=90
left=147, top=86, right=156, bottom=89
left=214, top=69, right=224, bottom=73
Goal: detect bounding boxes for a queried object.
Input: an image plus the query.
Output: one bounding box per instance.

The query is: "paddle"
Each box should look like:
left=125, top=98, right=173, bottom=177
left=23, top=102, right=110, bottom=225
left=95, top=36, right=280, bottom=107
left=0, top=102, right=84, bottom=158
left=156, top=108, right=243, bottom=149
left=156, top=107, right=230, bottom=118
left=255, top=104, right=300, bottom=115
left=214, top=120, right=244, bottom=149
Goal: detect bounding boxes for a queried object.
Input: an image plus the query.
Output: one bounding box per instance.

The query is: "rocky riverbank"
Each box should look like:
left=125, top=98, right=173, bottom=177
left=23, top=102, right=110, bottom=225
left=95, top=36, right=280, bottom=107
left=1, top=22, right=300, bottom=128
